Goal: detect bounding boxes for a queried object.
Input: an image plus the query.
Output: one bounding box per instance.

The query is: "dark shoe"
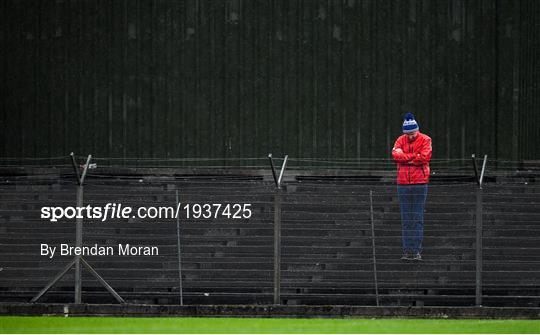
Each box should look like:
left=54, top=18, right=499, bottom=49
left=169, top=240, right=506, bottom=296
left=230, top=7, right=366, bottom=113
left=401, top=253, right=412, bottom=261
left=413, top=252, right=422, bottom=261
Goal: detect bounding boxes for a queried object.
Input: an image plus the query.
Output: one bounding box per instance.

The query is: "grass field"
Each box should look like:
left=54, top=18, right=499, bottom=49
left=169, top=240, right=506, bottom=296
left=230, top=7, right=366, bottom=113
left=0, top=316, right=539, bottom=333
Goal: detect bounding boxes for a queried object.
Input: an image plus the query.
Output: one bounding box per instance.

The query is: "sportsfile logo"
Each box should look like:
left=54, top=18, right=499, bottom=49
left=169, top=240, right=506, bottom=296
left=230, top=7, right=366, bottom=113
left=40, top=203, right=252, bottom=222
left=40, top=203, right=172, bottom=222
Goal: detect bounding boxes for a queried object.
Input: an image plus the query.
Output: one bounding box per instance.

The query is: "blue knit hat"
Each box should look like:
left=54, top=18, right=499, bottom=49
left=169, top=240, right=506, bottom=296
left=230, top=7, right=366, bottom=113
left=402, top=112, right=419, bottom=133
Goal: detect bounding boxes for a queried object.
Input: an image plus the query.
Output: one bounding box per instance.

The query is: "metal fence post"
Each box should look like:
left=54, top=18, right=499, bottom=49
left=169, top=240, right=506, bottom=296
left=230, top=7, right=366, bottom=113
left=74, top=184, right=84, bottom=303
left=74, top=154, right=91, bottom=303
left=32, top=153, right=125, bottom=304
left=369, top=190, right=380, bottom=306
left=175, top=189, right=184, bottom=305
left=472, top=154, right=487, bottom=306
left=268, top=154, right=288, bottom=305
left=475, top=186, right=483, bottom=306
left=273, top=190, right=282, bottom=305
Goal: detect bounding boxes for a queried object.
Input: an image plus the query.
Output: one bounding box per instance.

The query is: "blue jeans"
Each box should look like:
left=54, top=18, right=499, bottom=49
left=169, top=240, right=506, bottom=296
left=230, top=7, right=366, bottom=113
left=397, top=184, right=428, bottom=254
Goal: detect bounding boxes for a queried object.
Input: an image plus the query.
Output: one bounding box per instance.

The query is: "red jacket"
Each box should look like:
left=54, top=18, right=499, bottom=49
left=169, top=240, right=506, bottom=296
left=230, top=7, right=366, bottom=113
left=392, top=132, right=432, bottom=185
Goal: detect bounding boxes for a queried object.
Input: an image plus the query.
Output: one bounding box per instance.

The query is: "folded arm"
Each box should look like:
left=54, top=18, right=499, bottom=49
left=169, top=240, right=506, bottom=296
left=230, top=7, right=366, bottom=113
left=409, top=138, right=432, bottom=165
left=392, top=140, right=414, bottom=163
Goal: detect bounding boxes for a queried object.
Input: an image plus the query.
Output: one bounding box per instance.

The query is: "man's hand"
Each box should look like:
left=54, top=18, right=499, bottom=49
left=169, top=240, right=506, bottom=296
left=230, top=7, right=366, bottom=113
left=393, top=148, right=403, bottom=154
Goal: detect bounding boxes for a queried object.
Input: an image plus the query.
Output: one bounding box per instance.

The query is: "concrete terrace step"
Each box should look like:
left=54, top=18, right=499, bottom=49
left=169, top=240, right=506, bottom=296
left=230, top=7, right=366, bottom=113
left=0, top=171, right=539, bottom=307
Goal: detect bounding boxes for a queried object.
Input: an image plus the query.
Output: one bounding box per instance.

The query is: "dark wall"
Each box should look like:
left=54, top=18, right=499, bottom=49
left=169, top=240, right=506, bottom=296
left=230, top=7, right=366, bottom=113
left=1, top=0, right=539, bottom=162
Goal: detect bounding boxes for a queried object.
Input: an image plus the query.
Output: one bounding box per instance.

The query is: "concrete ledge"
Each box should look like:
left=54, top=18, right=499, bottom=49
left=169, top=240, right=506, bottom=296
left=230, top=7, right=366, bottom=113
left=1, top=303, right=539, bottom=319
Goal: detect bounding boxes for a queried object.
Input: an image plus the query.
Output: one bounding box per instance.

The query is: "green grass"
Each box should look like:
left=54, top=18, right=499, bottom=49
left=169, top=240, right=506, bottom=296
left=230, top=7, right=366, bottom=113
left=1, top=316, right=539, bottom=334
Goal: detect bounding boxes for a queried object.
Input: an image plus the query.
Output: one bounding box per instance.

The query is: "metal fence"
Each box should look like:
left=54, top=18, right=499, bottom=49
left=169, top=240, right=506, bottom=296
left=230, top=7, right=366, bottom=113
left=0, top=156, right=538, bottom=307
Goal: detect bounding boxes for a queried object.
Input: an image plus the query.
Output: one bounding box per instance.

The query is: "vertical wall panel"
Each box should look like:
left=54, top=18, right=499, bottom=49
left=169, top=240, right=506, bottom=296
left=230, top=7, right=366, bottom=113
left=2, top=1, right=11, bottom=157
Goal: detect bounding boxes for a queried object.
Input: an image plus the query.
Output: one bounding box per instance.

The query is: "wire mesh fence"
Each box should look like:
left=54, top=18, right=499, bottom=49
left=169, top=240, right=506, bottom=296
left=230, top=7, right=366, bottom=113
left=0, top=158, right=538, bottom=307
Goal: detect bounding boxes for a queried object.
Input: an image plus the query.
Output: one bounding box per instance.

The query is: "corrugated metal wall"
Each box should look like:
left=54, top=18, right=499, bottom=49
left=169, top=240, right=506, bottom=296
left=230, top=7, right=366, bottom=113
left=1, top=0, right=539, bottom=161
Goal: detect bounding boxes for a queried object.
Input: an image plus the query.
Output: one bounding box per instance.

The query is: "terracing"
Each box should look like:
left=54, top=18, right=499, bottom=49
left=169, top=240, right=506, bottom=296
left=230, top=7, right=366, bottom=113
left=0, top=161, right=538, bottom=308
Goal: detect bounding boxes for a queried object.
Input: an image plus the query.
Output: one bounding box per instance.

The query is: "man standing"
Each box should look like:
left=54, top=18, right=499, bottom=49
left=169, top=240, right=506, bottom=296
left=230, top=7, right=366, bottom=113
left=391, top=113, right=432, bottom=261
